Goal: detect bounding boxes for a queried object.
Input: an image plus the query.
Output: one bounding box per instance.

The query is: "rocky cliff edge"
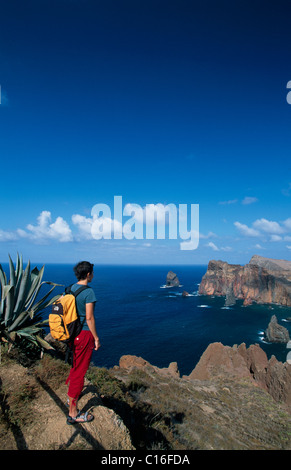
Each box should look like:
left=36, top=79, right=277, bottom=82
left=198, top=255, right=291, bottom=306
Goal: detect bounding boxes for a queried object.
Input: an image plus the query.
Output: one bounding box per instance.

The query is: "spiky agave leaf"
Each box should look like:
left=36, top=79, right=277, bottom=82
left=4, top=285, right=15, bottom=326
left=0, top=265, right=7, bottom=318
left=0, top=254, right=62, bottom=354
left=35, top=335, right=54, bottom=350
left=8, top=254, right=16, bottom=288
left=12, top=260, right=31, bottom=314
left=23, top=265, right=45, bottom=310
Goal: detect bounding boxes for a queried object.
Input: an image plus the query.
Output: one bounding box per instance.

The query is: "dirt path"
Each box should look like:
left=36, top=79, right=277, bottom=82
left=0, top=361, right=134, bottom=450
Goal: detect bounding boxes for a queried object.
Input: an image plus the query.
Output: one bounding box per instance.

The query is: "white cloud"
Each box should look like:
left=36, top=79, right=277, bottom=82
left=19, top=211, right=73, bottom=242
left=0, top=229, right=18, bottom=242
left=234, top=221, right=260, bottom=237
left=199, top=231, right=217, bottom=239
left=283, top=218, right=291, bottom=231
left=270, top=235, right=282, bottom=242
left=287, top=245, right=291, bottom=250
left=254, top=244, right=265, bottom=250
left=206, top=241, right=220, bottom=251
left=219, top=199, right=238, bottom=205
left=72, top=214, right=93, bottom=239
left=253, top=218, right=284, bottom=234
left=242, top=196, right=258, bottom=205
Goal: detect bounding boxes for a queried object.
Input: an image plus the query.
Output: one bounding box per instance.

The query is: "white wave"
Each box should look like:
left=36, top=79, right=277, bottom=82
left=259, top=338, right=270, bottom=344
left=197, top=304, right=211, bottom=308
left=160, top=285, right=172, bottom=289
left=174, top=292, right=196, bottom=297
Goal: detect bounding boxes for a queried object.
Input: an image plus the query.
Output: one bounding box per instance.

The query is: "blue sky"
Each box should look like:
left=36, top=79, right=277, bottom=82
left=0, top=0, right=291, bottom=265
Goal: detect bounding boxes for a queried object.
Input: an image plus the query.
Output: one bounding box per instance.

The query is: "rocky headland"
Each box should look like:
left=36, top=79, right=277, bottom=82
left=199, top=255, right=291, bottom=307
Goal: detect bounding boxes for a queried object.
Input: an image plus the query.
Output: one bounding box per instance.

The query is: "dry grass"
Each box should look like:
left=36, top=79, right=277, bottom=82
left=0, top=347, right=290, bottom=451
left=110, top=366, right=291, bottom=450
left=32, top=354, right=70, bottom=390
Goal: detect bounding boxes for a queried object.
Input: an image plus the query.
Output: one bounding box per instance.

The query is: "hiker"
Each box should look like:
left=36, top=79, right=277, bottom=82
left=65, top=261, right=101, bottom=424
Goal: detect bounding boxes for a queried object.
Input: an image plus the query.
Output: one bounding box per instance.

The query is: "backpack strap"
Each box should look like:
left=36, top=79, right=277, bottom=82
left=65, top=284, right=90, bottom=297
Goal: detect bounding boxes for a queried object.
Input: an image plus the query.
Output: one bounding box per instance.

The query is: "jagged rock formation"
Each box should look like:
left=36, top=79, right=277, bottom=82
left=187, top=342, right=291, bottom=407
left=111, top=345, right=291, bottom=449
left=199, top=255, right=291, bottom=306
left=118, top=343, right=291, bottom=409
left=166, top=271, right=180, bottom=287
left=118, top=354, right=180, bottom=379
left=265, top=315, right=290, bottom=343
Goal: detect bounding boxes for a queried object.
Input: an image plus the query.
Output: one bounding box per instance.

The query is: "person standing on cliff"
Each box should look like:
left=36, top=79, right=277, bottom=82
left=65, top=261, right=101, bottom=424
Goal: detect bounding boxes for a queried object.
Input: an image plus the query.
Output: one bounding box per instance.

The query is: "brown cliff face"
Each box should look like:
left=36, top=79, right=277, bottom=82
left=187, top=342, right=291, bottom=407
left=198, top=255, right=291, bottom=306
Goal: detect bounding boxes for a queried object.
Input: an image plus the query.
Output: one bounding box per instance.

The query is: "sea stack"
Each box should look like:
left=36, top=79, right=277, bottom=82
left=265, top=315, right=290, bottom=343
left=166, top=271, right=180, bottom=287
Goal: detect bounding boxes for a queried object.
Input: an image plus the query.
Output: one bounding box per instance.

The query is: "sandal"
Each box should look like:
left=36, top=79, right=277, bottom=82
left=67, top=410, right=94, bottom=425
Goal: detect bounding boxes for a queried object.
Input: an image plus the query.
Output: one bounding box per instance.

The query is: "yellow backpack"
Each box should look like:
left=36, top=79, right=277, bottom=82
left=49, top=285, right=89, bottom=344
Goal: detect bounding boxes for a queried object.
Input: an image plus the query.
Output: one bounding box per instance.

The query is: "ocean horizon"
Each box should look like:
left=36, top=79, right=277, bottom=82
left=2, top=263, right=291, bottom=376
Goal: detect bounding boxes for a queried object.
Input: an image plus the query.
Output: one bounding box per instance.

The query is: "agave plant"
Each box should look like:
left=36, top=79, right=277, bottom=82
left=0, top=253, right=61, bottom=353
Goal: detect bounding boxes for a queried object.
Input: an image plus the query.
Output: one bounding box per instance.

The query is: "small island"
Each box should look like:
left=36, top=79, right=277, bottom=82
left=166, top=271, right=180, bottom=287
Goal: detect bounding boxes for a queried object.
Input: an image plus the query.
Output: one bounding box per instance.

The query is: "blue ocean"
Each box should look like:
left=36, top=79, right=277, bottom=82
left=10, top=263, right=291, bottom=376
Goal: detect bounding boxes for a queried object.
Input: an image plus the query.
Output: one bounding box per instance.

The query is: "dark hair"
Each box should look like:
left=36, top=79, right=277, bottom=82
left=73, top=261, right=94, bottom=280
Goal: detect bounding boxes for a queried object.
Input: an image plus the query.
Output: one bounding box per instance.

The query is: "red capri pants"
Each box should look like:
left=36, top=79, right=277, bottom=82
left=66, top=330, right=95, bottom=402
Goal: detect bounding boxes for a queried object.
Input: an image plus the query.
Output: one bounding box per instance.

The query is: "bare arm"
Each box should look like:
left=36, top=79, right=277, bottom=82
left=86, top=302, right=101, bottom=350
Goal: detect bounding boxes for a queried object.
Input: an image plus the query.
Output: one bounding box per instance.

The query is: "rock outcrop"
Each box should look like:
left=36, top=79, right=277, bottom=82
left=265, top=315, right=290, bottom=343
left=187, top=342, right=291, bottom=407
left=166, top=271, right=180, bottom=287
left=119, top=354, right=180, bottom=379
left=111, top=347, right=291, bottom=450
left=199, top=255, right=291, bottom=306
left=118, top=343, right=291, bottom=409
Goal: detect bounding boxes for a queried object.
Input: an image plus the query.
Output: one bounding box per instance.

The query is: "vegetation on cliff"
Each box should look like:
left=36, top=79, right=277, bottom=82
left=0, top=254, right=61, bottom=356
left=1, top=345, right=290, bottom=450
